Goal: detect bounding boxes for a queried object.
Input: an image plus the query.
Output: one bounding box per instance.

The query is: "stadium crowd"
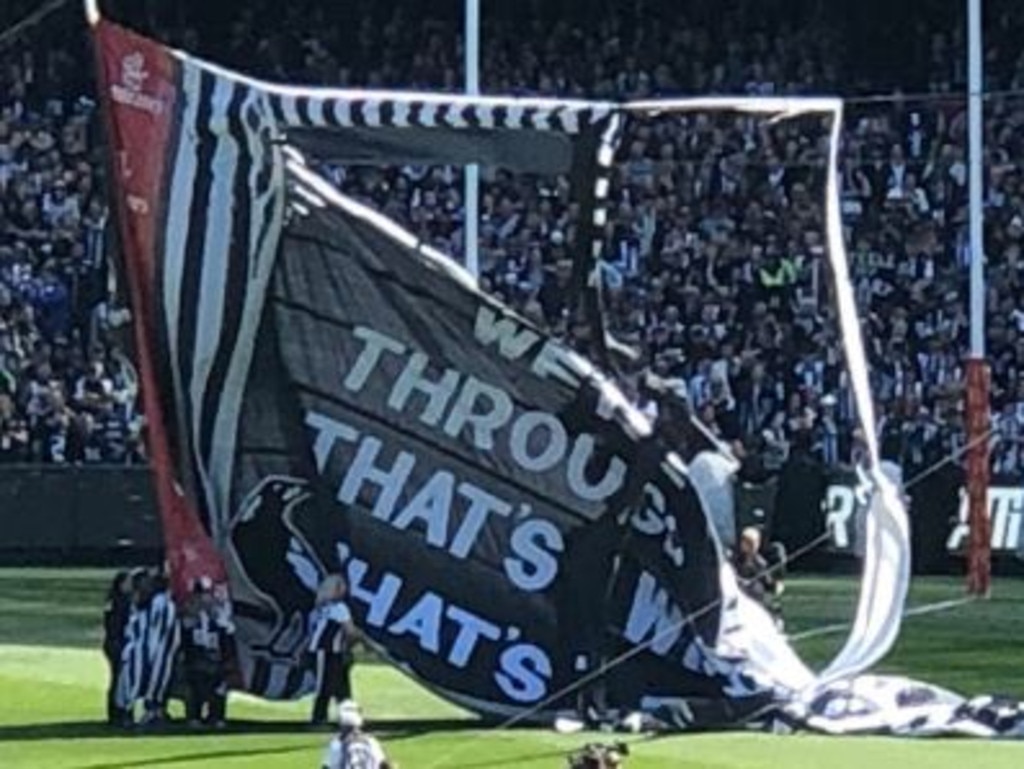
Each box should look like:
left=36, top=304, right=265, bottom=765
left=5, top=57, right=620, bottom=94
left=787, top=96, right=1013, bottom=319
left=3, top=0, right=1024, bottom=477
left=0, top=6, right=142, bottom=465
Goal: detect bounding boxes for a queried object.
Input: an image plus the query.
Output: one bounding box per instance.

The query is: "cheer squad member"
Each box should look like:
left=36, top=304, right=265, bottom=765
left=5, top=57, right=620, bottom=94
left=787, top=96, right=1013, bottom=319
left=308, top=574, right=362, bottom=726
left=102, top=570, right=132, bottom=725
left=115, top=568, right=152, bottom=724
left=141, top=569, right=180, bottom=725
left=180, top=577, right=237, bottom=727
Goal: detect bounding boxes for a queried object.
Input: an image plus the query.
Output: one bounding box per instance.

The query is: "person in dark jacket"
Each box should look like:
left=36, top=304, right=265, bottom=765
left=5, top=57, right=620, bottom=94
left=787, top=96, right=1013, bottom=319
left=552, top=372, right=704, bottom=725
left=180, top=577, right=236, bottom=728
left=102, top=570, right=131, bottom=725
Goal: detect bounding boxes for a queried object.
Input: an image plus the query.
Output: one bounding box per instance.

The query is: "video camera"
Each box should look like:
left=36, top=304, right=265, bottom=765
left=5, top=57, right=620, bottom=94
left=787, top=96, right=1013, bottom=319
left=566, top=741, right=630, bottom=769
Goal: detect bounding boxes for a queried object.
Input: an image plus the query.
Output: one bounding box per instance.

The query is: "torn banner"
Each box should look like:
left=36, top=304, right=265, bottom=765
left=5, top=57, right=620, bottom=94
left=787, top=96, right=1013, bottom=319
left=92, top=16, right=762, bottom=717
left=93, top=10, right=964, bottom=732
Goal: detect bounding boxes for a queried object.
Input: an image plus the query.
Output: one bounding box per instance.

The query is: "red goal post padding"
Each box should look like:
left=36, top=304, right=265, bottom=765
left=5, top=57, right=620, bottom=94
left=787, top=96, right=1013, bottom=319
left=965, top=358, right=992, bottom=596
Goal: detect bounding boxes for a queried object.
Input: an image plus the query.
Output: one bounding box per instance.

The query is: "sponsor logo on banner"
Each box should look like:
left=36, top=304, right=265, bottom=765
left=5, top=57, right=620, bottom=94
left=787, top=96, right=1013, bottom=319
left=825, top=482, right=869, bottom=551
left=110, top=51, right=165, bottom=116
left=127, top=195, right=150, bottom=215
left=947, top=486, right=1024, bottom=553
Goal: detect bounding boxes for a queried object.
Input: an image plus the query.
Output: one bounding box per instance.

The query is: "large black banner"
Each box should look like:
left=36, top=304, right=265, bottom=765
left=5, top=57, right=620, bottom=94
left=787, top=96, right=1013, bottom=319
left=220, top=165, right=763, bottom=714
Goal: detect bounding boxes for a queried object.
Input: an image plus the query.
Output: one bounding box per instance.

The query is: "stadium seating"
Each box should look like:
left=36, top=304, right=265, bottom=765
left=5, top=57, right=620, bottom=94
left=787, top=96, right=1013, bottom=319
left=2, top=0, right=1023, bottom=475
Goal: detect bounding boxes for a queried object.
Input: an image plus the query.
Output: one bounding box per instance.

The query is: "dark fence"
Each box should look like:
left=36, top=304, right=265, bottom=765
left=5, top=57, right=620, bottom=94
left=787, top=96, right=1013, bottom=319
left=740, top=458, right=1023, bottom=575
left=0, top=461, right=1018, bottom=573
left=0, top=465, right=161, bottom=561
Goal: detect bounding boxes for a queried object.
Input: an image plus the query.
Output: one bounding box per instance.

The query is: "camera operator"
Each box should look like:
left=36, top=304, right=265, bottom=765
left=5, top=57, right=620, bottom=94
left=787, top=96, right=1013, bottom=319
left=567, top=742, right=629, bottom=769
left=733, top=526, right=785, bottom=629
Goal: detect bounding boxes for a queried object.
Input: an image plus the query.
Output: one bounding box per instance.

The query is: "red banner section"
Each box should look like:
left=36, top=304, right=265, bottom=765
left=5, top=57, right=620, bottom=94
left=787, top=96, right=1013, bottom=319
left=93, top=20, right=225, bottom=598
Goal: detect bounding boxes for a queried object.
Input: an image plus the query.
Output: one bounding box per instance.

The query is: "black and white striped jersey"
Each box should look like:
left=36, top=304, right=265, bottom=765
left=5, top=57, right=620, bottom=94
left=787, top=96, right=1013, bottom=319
left=308, top=601, right=352, bottom=655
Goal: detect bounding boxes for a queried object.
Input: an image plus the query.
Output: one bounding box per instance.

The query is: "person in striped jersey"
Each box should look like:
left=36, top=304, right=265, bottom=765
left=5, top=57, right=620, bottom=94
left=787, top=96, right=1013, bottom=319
left=115, top=568, right=151, bottom=726
left=141, top=569, right=181, bottom=725
left=308, top=575, right=363, bottom=726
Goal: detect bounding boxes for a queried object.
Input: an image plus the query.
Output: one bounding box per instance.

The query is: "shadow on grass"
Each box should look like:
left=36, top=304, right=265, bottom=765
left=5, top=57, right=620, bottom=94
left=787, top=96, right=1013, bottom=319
left=77, top=744, right=310, bottom=769
left=0, top=716, right=484, bottom=743
left=445, top=748, right=575, bottom=768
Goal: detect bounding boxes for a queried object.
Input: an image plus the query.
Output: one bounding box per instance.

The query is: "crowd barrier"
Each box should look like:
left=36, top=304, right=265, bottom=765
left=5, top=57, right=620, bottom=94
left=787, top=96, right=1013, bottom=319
left=0, top=465, right=161, bottom=559
left=737, top=460, right=1022, bottom=574
left=0, top=461, right=1018, bottom=572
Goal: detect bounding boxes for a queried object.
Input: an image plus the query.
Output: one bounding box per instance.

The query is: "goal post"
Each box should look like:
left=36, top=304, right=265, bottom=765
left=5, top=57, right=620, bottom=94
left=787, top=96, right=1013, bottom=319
left=965, top=0, right=990, bottom=597
left=965, top=360, right=991, bottom=596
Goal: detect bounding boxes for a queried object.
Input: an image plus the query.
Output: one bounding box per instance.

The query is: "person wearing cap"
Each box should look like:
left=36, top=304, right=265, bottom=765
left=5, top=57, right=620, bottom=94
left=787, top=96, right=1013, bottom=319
left=320, top=700, right=396, bottom=769
left=180, top=577, right=236, bottom=728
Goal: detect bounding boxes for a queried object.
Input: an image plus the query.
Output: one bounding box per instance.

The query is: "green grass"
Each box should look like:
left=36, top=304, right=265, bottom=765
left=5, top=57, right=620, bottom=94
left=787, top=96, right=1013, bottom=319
left=0, top=569, right=1022, bottom=768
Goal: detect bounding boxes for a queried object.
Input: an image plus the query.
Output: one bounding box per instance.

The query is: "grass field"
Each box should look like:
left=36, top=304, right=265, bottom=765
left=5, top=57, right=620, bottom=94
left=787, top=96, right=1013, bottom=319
left=0, top=569, right=1022, bottom=769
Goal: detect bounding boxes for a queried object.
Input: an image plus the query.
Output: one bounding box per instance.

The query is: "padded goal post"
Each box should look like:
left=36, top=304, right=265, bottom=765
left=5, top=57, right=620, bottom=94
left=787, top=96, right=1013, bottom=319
left=965, top=358, right=992, bottom=596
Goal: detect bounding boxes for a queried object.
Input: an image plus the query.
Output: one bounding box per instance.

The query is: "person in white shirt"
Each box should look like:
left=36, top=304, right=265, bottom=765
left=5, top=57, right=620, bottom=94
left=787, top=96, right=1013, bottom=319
left=320, top=700, right=396, bottom=769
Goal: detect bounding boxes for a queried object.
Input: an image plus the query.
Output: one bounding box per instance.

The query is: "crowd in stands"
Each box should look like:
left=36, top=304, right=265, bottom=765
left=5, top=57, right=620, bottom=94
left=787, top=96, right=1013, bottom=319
left=3, top=0, right=1024, bottom=477
left=0, top=3, right=142, bottom=463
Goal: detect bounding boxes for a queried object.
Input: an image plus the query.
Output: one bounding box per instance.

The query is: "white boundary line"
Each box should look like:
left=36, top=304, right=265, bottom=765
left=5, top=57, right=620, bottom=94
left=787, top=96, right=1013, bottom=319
left=789, top=597, right=975, bottom=643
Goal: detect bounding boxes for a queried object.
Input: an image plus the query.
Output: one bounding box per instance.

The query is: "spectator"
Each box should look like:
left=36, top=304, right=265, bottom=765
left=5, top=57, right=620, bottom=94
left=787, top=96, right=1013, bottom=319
left=0, top=10, right=135, bottom=465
